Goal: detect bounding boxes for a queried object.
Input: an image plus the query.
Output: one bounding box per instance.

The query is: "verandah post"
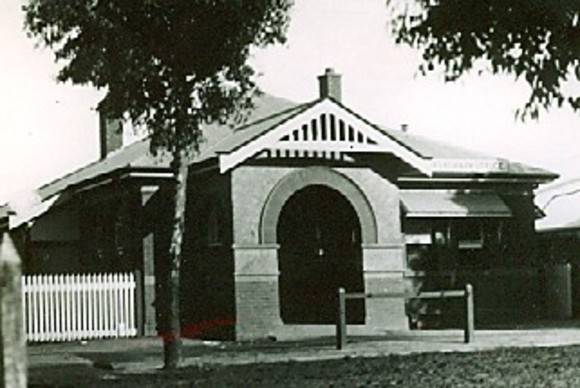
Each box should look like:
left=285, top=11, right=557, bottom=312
left=134, top=269, right=144, bottom=337
left=464, top=283, right=474, bottom=344
left=336, top=287, right=346, bottom=350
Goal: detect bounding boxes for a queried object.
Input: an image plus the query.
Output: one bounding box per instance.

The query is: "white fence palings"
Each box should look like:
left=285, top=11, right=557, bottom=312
left=22, top=272, right=138, bottom=343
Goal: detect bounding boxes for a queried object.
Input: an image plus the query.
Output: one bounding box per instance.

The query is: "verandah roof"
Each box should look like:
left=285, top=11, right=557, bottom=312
left=401, top=190, right=512, bottom=218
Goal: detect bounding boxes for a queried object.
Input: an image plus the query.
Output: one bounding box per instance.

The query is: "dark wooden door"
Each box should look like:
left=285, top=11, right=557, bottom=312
left=277, top=185, right=365, bottom=324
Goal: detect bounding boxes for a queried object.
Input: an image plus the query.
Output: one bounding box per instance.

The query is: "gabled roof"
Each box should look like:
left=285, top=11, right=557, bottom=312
left=6, top=92, right=557, bottom=229
left=215, top=98, right=433, bottom=174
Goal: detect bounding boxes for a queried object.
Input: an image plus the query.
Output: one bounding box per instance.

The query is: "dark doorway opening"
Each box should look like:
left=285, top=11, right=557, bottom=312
left=277, top=185, right=366, bottom=324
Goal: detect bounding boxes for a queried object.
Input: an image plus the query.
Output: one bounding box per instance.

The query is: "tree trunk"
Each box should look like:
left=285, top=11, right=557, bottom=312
left=163, top=149, right=188, bottom=369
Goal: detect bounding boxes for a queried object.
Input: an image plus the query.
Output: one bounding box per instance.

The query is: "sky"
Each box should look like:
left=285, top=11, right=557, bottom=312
left=2, top=0, right=580, bottom=202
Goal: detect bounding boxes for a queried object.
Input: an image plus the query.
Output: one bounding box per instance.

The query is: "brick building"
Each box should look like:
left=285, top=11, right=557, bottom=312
left=0, top=69, right=557, bottom=340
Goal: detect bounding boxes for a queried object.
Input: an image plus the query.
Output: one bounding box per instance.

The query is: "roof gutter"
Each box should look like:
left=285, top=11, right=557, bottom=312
left=398, top=176, right=555, bottom=185
left=72, top=167, right=174, bottom=195
left=537, top=225, right=580, bottom=235
left=6, top=167, right=174, bottom=230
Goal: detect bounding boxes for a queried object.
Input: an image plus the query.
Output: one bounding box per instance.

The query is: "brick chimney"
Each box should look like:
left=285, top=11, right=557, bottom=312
left=318, top=68, right=342, bottom=102
left=99, top=112, right=123, bottom=159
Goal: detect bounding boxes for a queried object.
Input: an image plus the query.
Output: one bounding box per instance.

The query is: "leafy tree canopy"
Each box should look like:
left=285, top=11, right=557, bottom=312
left=25, top=0, right=292, bottom=154
left=24, top=0, right=292, bottom=369
left=389, top=0, right=580, bottom=119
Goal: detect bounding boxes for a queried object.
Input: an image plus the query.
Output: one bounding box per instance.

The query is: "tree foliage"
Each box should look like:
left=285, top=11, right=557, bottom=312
left=24, top=0, right=292, bottom=369
left=388, top=0, right=580, bottom=119
left=25, top=0, right=292, bottom=153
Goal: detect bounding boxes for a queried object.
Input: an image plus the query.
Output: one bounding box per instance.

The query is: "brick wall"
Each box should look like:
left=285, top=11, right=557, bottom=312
left=179, top=170, right=236, bottom=339
left=235, top=279, right=283, bottom=340
left=230, top=163, right=409, bottom=340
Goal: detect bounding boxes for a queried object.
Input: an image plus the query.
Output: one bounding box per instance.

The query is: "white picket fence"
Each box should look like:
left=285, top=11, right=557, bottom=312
left=22, top=273, right=138, bottom=342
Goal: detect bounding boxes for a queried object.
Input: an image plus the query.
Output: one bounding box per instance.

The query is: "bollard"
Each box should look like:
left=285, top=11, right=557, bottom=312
left=464, top=284, right=474, bottom=344
left=336, top=287, right=346, bottom=350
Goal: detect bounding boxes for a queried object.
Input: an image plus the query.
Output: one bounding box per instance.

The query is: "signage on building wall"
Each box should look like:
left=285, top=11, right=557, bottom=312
left=432, top=158, right=509, bottom=174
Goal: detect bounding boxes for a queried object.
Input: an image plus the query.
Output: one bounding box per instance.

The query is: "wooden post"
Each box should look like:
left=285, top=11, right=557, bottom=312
left=0, top=231, right=27, bottom=387
left=140, top=186, right=159, bottom=336
left=336, top=287, right=346, bottom=350
left=464, top=283, right=474, bottom=344
left=134, top=269, right=144, bottom=336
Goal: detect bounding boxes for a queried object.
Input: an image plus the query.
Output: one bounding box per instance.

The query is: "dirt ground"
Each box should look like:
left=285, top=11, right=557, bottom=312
left=29, top=345, right=580, bottom=387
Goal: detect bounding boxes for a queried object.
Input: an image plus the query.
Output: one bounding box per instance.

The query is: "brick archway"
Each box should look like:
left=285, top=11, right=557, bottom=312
left=260, top=167, right=378, bottom=245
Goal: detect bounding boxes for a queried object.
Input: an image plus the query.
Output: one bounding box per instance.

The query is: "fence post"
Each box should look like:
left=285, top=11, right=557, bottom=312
left=134, top=269, right=144, bottom=336
left=336, top=287, right=346, bottom=350
left=0, top=231, right=27, bottom=388
left=464, top=283, right=474, bottom=344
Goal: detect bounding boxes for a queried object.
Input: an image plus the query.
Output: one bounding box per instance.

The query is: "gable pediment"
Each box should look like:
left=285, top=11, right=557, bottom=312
left=218, top=99, right=432, bottom=175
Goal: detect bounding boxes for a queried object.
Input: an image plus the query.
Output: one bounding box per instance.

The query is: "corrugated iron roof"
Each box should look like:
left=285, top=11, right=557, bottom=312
left=380, top=128, right=491, bottom=160
left=210, top=102, right=314, bottom=155
left=380, top=127, right=556, bottom=178
left=536, top=177, right=580, bottom=232
left=35, top=93, right=299, bottom=202
left=401, top=190, right=512, bottom=218
left=30, top=93, right=556, bottom=205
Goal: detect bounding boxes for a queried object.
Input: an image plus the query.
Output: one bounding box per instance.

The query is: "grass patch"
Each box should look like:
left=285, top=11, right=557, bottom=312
left=30, top=345, right=580, bottom=387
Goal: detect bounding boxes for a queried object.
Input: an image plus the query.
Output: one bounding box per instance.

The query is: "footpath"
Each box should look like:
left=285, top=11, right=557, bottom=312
left=28, top=326, right=580, bottom=373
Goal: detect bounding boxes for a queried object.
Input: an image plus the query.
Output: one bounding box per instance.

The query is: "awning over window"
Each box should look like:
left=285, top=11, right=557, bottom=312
left=401, top=190, right=512, bottom=218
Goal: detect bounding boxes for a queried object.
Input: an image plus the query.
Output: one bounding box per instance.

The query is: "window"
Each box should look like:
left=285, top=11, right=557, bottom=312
left=403, top=217, right=504, bottom=270
left=404, top=220, right=432, bottom=245
left=454, top=219, right=484, bottom=250
left=403, top=219, right=434, bottom=270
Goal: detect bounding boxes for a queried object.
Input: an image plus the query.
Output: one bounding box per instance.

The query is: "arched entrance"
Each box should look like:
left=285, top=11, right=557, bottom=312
left=277, top=185, right=366, bottom=324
